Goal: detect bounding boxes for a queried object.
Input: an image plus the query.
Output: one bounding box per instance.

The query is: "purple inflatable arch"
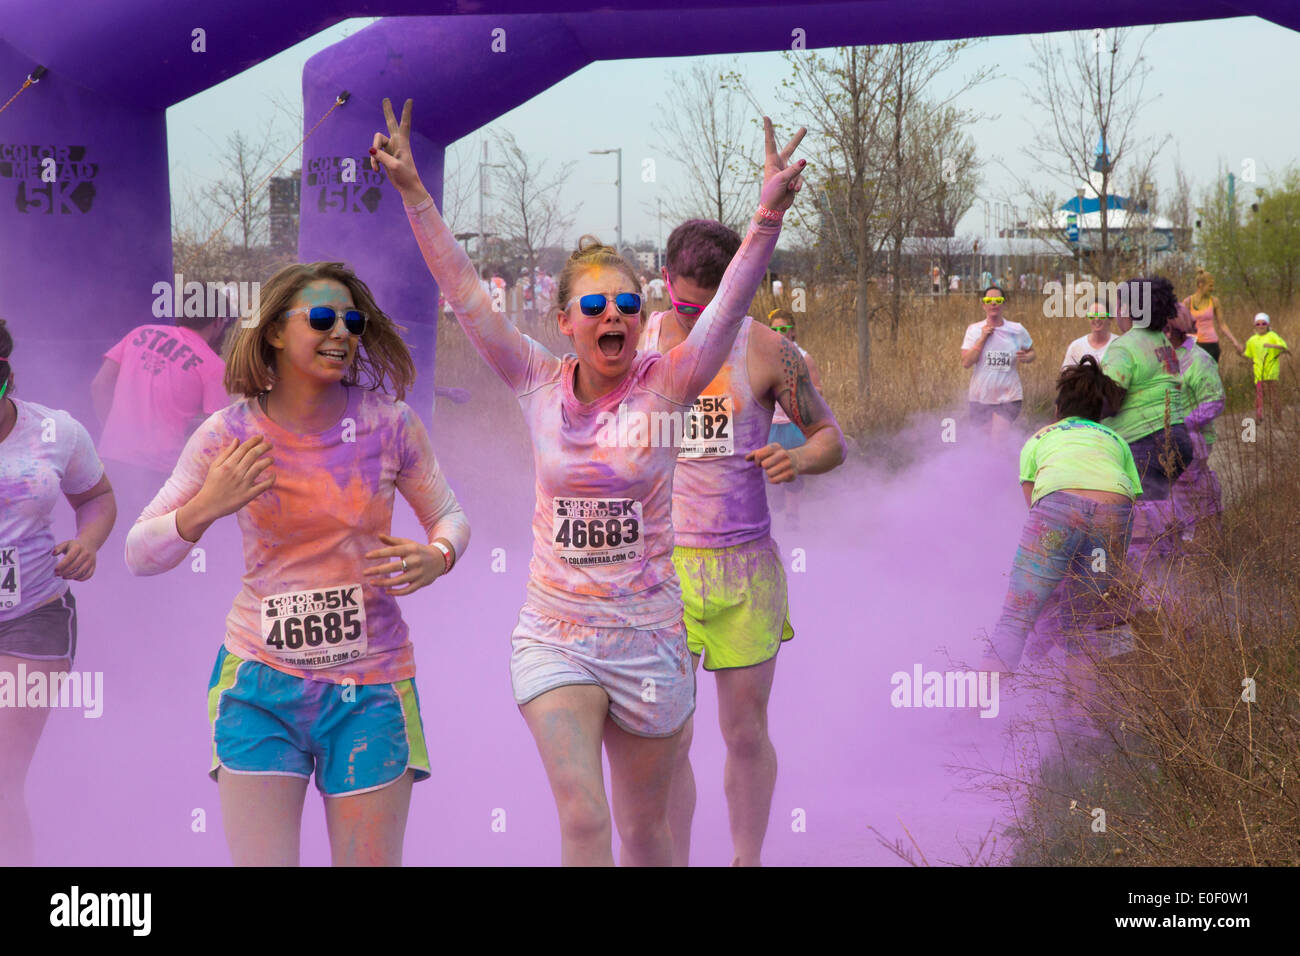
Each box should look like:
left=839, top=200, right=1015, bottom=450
left=2, top=0, right=1295, bottom=419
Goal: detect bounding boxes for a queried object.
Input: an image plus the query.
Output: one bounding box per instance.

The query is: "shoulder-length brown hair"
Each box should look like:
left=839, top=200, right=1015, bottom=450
left=223, top=262, right=416, bottom=399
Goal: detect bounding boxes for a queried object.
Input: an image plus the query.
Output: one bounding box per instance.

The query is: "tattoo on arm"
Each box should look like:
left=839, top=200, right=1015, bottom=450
left=776, top=340, right=829, bottom=432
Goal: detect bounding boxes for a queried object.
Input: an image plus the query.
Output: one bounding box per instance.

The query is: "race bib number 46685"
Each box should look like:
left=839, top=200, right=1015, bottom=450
left=680, top=394, right=734, bottom=458
left=0, top=546, right=20, bottom=610
left=552, top=498, right=643, bottom=568
left=260, top=584, right=366, bottom=670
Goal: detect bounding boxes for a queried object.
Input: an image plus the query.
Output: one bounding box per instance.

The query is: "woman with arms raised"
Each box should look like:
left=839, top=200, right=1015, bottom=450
left=372, top=97, right=805, bottom=865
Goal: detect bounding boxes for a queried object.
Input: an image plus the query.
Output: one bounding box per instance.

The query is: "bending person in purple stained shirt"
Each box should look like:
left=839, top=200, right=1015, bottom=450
left=125, top=262, right=470, bottom=867
left=373, top=97, right=807, bottom=866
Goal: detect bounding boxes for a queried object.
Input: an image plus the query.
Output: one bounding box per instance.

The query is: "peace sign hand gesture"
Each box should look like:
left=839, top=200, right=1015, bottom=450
left=371, top=97, right=430, bottom=204
left=757, top=116, right=808, bottom=215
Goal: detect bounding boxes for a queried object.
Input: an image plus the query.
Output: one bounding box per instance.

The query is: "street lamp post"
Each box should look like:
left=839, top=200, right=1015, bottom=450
left=478, top=141, right=505, bottom=278
left=657, top=197, right=663, bottom=273
left=1076, top=187, right=1086, bottom=279
left=590, top=147, right=623, bottom=256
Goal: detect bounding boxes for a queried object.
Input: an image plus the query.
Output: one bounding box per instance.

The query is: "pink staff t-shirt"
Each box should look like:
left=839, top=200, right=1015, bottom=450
left=100, top=324, right=229, bottom=472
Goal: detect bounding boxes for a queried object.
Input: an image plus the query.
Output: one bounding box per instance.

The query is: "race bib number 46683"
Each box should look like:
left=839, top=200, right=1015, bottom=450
left=260, top=584, right=366, bottom=670
left=680, top=394, right=734, bottom=458
left=0, top=546, right=20, bottom=610
left=552, top=498, right=643, bottom=568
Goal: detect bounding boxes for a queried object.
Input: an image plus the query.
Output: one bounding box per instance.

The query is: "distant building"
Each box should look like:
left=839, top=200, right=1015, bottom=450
left=635, top=250, right=663, bottom=272
left=269, top=174, right=301, bottom=253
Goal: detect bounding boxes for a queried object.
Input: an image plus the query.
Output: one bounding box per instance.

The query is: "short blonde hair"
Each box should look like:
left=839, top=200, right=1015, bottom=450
left=223, top=262, right=416, bottom=400
left=554, top=236, right=641, bottom=316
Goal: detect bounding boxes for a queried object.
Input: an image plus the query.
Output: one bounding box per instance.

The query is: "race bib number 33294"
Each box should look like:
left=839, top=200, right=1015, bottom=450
left=985, top=351, right=1013, bottom=368
left=552, top=498, right=643, bottom=568
left=260, top=584, right=366, bottom=670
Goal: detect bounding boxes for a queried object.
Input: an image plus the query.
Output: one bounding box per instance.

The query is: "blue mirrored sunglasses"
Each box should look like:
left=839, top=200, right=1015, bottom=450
left=567, top=292, right=642, bottom=317
left=285, top=306, right=367, bottom=335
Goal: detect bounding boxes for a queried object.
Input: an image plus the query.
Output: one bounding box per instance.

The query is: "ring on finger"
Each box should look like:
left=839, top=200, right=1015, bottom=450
left=401, top=557, right=409, bottom=572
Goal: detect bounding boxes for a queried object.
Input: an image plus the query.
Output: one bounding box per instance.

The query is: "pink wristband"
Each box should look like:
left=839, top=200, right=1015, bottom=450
left=755, top=204, right=784, bottom=223
left=431, top=540, right=453, bottom=574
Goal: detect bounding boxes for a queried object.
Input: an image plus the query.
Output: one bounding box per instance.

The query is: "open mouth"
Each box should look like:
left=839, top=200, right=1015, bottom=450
left=318, top=347, right=348, bottom=363
left=597, top=331, right=625, bottom=359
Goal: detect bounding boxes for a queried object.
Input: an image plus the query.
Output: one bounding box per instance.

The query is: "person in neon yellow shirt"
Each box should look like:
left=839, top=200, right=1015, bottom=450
left=1235, top=313, right=1289, bottom=423
left=983, top=356, right=1140, bottom=672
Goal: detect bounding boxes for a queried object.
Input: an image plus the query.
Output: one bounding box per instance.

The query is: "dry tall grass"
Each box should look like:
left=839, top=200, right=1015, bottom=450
left=432, top=284, right=1292, bottom=462
left=987, top=417, right=1300, bottom=866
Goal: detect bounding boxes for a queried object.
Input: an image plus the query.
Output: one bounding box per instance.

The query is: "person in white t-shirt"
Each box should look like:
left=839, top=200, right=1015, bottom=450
left=0, top=318, right=116, bottom=864
left=1061, top=302, right=1118, bottom=369
left=960, top=284, right=1035, bottom=437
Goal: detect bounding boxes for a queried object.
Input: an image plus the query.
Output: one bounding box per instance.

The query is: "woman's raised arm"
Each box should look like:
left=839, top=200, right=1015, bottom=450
left=654, top=117, right=806, bottom=404
left=373, top=97, right=557, bottom=393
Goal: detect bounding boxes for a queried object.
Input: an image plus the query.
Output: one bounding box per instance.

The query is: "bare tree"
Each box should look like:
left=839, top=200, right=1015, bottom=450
left=652, top=61, right=760, bottom=235
left=439, top=136, right=481, bottom=238
left=880, top=42, right=992, bottom=342
left=778, top=46, right=895, bottom=399
left=1018, top=27, right=1168, bottom=281
left=200, top=123, right=282, bottom=252
left=172, top=116, right=297, bottom=282
left=1167, top=154, right=1193, bottom=235
left=489, top=128, right=581, bottom=311
left=779, top=43, right=987, bottom=393
left=918, top=108, right=981, bottom=239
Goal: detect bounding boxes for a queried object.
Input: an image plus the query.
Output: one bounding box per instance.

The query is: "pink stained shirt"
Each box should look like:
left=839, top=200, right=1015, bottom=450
left=640, top=311, right=773, bottom=549
left=100, top=325, right=229, bottom=472
left=404, top=194, right=781, bottom=627
left=124, top=387, right=471, bottom=685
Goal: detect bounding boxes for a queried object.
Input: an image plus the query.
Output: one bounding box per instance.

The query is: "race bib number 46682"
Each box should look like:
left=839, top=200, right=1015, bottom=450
left=0, top=546, right=20, bottom=610
left=260, top=584, right=366, bottom=670
left=680, top=394, right=734, bottom=458
left=552, top=498, right=643, bottom=568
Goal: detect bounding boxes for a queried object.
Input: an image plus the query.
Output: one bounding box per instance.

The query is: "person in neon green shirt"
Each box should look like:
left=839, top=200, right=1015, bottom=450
left=983, top=356, right=1139, bottom=672
left=1168, top=301, right=1225, bottom=539
left=1102, top=276, right=1194, bottom=575
left=1235, top=313, right=1289, bottom=423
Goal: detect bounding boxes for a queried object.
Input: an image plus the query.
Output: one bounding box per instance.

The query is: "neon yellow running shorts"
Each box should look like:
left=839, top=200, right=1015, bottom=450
left=672, top=536, right=794, bottom=671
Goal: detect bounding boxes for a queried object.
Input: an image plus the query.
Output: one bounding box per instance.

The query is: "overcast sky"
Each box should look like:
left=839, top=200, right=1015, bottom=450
left=167, top=14, right=1300, bottom=249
